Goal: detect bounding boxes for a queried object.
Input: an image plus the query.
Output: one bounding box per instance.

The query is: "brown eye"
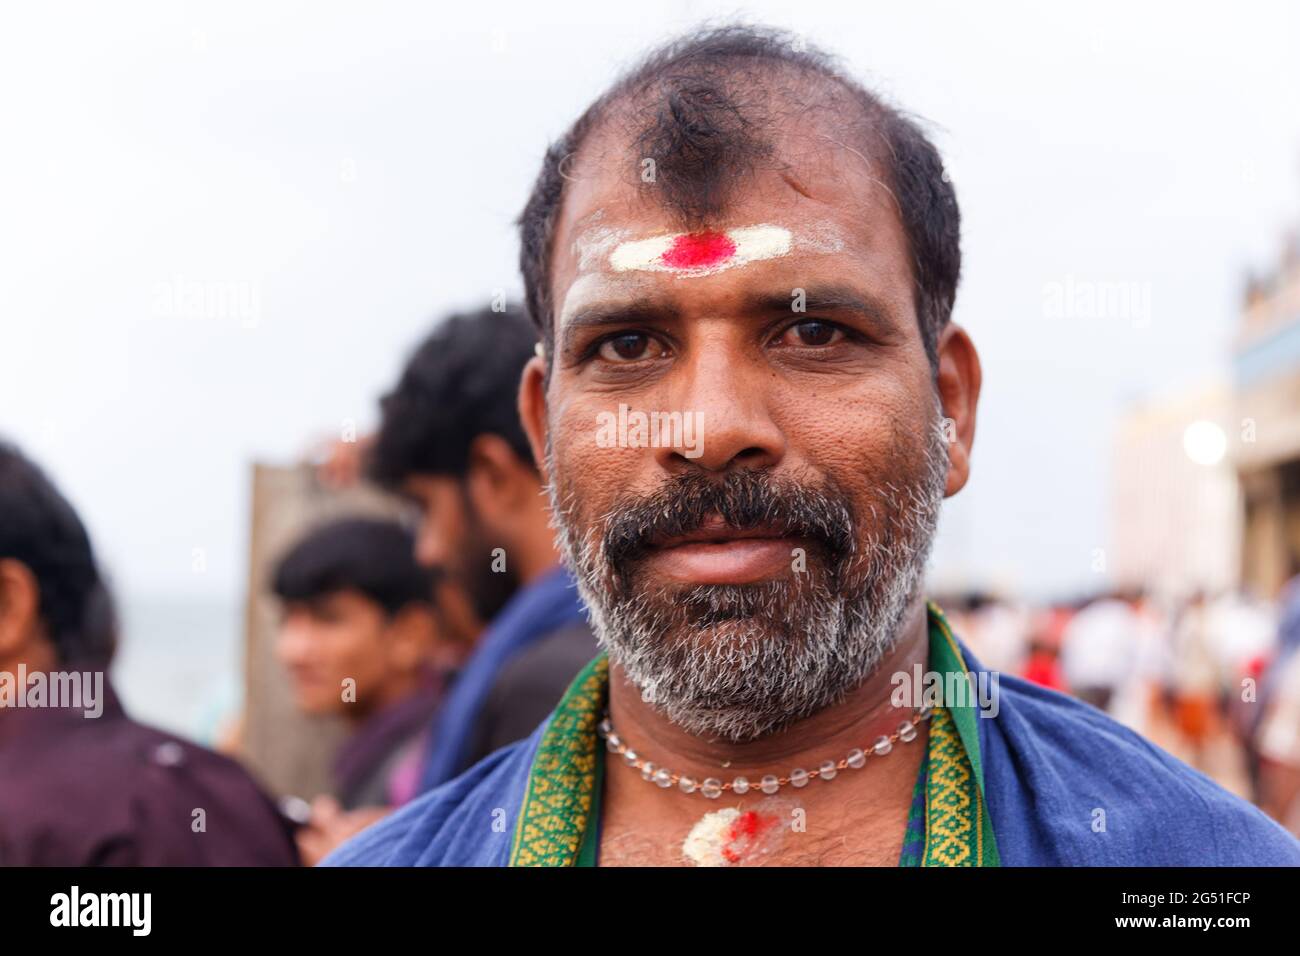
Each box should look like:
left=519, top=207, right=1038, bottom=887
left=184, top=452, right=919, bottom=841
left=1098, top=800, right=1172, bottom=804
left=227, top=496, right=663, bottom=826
left=782, top=320, right=841, bottom=347
left=599, top=333, right=655, bottom=362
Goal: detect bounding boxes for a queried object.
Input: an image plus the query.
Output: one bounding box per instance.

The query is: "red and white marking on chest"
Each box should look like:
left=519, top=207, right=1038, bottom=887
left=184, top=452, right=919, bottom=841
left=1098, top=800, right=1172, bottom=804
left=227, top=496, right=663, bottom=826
left=681, top=807, right=782, bottom=867
left=609, top=224, right=793, bottom=277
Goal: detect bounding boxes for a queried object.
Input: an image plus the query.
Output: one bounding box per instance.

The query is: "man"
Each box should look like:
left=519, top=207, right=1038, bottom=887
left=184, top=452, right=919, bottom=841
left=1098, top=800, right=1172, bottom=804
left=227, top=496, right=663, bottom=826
left=0, top=440, right=298, bottom=865
left=272, top=517, right=449, bottom=863
left=326, top=24, right=1300, bottom=866
left=368, top=304, right=597, bottom=791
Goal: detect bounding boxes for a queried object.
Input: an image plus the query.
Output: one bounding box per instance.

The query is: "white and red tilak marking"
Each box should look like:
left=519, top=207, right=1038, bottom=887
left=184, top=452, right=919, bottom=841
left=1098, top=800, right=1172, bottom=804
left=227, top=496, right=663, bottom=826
left=609, top=224, right=793, bottom=277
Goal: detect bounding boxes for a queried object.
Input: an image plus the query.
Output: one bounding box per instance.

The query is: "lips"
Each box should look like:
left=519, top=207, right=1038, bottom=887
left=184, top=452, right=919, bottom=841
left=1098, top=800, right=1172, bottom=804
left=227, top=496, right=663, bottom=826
left=649, top=515, right=790, bottom=548
left=286, top=668, right=320, bottom=690
left=598, top=472, right=856, bottom=592
left=645, top=516, right=803, bottom=585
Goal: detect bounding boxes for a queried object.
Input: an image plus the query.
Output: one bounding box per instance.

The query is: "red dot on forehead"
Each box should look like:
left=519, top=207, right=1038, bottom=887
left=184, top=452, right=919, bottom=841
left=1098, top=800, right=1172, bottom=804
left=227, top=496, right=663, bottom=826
left=660, top=231, right=736, bottom=270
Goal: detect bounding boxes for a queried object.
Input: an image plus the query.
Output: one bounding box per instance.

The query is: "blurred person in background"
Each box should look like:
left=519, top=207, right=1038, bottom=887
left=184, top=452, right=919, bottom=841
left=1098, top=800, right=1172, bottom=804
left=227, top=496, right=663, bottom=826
left=958, top=592, right=1028, bottom=674
left=1256, top=559, right=1300, bottom=834
left=0, top=440, right=298, bottom=866
left=312, top=433, right=484, bottom=651
left=272, top=517, right=449, bottom=864
left=1020, top=605, right=1070, bottom=693
left=1108, top=589, right=1171, bottom=738
left=1209, top=587, right=1278, bottom=800
left=1169, top=591, right=1223, bottom=768
left=1059, top=591, right=1138, bottom=714
left=368, top=303, right=597, bottom=794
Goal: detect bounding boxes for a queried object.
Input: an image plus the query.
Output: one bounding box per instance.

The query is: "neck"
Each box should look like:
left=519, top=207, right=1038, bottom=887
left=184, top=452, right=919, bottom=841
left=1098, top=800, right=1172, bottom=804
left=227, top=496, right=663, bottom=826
left=348, top=670, right=429, bottom=726
left=605, top=599, right=930, bottom=787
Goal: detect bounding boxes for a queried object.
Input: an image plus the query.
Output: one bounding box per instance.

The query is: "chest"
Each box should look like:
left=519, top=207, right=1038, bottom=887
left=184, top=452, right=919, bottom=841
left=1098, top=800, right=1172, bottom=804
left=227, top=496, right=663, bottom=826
left=597, top=794, right=913, bottom=867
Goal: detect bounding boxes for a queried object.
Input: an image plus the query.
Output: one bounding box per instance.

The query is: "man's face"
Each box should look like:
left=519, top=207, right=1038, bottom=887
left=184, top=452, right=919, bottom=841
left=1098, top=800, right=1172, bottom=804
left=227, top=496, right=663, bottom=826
left=402, top=474, right=519, bottom=623
left=526, top=124, right=961, bottom=741
left=276, top=591, right=402, bottom=716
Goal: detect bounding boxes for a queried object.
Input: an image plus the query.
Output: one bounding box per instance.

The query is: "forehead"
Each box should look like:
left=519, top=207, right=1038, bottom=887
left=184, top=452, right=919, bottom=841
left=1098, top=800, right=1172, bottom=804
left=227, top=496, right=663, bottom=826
left=548, top=126, right=914, bottom=324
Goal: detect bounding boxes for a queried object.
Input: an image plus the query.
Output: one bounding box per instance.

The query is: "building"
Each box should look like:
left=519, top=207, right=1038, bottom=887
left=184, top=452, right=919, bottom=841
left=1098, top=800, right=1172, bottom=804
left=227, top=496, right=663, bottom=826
left=1111, top=383, right=1240, bottom=598
left=1235, top=232, right=1300, bottom=598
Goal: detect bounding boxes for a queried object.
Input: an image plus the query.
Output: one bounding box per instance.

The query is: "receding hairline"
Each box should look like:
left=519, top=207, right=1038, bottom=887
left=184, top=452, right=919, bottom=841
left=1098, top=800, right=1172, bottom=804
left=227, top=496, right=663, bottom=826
left=562, top=58, right=897, bottom=216
left=519, top=24, right=962, bottom=370
left=549, top=73, right=897, bottom=263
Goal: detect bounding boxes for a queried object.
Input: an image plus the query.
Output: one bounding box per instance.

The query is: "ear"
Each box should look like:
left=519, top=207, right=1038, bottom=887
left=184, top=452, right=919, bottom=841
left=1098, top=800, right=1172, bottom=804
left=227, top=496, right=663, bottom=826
left=464, top=432, right=532, bottom=524
left=0, top=558, right=42, bottom=660
left=934, top=323, right=982, bottom=498
left=518, top=355, right=550, bottom=484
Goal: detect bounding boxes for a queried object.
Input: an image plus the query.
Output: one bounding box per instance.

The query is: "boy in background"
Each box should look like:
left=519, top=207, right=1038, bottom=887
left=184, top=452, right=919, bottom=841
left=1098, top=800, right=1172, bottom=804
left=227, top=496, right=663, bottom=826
left=272, top=517, right=449, bottom=862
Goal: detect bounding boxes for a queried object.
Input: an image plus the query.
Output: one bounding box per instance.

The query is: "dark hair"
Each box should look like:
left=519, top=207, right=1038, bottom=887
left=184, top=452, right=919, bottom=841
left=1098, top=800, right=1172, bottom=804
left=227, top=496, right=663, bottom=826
left=272, top=517, right=436, bottom=617
left=368, top=303, right=539, bottom=488
left=0, top=440, right=115, bottom=666
left=518, top=23, right=960, bottom=366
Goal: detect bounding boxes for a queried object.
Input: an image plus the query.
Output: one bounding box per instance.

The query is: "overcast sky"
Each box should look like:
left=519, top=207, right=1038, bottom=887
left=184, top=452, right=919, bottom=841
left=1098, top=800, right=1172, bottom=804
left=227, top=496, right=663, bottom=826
left=2, top=0, right=1298, bottom=606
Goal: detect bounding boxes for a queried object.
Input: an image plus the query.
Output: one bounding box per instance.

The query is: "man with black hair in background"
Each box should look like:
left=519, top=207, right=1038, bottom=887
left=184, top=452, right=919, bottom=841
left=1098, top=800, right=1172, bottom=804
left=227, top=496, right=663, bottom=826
left=368, top=304, right=597, bottom=793
left=272, top=517, right=451, bottom=863
left=0, top=440, right=298, bottom=865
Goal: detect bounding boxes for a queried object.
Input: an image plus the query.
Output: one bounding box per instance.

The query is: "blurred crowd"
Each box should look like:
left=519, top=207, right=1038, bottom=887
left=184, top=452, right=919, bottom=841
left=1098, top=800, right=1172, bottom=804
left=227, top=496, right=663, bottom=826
left=4, top=300, right=1300, bottom=865
left=945, top=584, right=1300, bottom=833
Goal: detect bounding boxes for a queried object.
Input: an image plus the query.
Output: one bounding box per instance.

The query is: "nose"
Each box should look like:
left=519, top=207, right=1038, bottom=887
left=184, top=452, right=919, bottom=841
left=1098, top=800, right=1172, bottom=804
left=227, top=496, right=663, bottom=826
left=653, top=340, right=786, bottom=475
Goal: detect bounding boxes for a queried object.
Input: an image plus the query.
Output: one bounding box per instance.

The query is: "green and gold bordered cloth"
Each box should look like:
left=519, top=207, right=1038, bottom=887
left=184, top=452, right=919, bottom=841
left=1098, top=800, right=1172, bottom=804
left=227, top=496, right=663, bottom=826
left=508, top=602, right=999, bottom=867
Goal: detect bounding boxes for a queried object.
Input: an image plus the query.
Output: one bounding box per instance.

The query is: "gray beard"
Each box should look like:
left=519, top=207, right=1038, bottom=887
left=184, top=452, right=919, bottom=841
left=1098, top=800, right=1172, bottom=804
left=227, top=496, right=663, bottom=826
left=546, top=410, right=950, bottom=743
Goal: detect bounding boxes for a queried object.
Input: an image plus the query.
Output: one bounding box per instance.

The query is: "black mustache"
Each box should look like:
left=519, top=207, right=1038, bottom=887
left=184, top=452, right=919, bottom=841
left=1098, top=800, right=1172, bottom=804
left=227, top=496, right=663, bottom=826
left=602, top=470, right=855, bottom=571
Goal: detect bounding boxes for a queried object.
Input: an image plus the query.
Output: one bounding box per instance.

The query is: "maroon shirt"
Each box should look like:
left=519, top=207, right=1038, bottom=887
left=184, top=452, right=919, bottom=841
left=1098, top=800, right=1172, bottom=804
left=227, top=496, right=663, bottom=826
left=0, top=680, right=299, bottom=866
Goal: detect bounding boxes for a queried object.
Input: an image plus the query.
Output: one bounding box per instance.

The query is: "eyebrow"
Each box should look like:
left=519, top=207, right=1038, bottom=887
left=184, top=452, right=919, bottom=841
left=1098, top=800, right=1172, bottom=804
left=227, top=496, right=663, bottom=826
left=559, top=283, right=900, bottom=355
left=743, top=284, right=900, bottom=338
left=559, top=298, right=682, bottom=355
